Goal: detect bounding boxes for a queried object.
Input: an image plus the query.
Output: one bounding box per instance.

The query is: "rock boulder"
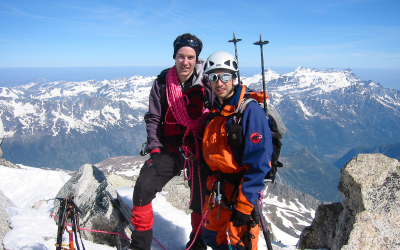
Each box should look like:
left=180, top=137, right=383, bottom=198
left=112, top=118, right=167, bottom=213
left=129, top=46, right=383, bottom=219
left=0, top=190, right=14, bottom=250
left=297, top=154, right=400, bottom=250
left=54, top=164, right=131, bottom=249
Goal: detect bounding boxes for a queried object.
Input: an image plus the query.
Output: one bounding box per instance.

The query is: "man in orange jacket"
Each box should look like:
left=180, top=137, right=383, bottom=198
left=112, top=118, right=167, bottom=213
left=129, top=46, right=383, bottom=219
left=201, top=51, right=273, bottom=250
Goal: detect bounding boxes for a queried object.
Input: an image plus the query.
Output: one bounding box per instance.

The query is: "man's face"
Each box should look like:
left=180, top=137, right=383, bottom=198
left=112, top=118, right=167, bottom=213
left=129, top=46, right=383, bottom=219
left=175, top=47, right=197, bottom=83
left=210, top=70, right=236, bottom=104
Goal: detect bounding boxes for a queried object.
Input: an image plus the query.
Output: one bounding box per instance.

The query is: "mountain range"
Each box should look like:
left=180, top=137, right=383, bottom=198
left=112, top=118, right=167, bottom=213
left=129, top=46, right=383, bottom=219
left=1, top=66, right=399, bottom=202
left=243, top=67, right=400, bottom=160
left=333, top=141, right=400, bottom=169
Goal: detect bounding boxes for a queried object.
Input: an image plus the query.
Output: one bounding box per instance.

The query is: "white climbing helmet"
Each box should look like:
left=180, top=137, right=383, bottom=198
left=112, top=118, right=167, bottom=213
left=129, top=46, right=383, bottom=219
left=204, top=51, right=238, bottom=74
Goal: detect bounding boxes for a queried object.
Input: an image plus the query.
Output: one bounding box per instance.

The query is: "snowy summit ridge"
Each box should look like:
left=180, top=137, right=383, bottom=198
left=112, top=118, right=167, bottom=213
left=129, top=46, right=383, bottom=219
left=242, top=67, right=376, bottom=99
left=0, top=75, right=155, bottom=136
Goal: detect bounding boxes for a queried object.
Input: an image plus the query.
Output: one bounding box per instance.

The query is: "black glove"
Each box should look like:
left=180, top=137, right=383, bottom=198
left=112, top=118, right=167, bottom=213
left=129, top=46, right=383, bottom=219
left=265, top=165, right=277, bottom=183
left=230, top=208, right=251, bottom=227
left=145, top=152, right=162, bottom=175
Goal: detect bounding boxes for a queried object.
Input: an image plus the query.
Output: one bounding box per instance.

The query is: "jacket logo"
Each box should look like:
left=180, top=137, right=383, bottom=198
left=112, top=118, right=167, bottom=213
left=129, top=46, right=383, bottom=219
left=250, top=133, right=262, bottom=143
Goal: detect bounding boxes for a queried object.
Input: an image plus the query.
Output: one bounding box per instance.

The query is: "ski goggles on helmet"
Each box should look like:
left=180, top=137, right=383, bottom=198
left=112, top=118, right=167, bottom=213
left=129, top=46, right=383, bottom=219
left=208, top=73, right=234, bottom=83
left=174, top=38, right=199, bottom=47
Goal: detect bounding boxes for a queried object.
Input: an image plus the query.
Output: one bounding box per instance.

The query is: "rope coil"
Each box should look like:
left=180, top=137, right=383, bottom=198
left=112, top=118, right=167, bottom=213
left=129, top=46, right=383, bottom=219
left=165, top=66, right=210, bottom=211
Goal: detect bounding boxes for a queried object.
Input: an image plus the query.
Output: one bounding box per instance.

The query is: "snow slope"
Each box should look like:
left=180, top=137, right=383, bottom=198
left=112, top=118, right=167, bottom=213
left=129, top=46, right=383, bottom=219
left=0, top=165, right=300, bottom=250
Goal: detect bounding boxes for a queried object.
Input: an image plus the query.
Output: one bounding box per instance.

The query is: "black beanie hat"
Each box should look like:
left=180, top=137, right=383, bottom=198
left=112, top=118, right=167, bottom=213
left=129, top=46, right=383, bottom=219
left=173, top=33, right=203, bottom=60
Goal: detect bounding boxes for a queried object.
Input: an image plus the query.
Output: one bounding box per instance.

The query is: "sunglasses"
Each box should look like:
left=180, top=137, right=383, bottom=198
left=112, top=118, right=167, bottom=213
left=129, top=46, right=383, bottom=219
left=208, top=73, right=234, bottom=83
left=174, top=38, right=199, bottom=47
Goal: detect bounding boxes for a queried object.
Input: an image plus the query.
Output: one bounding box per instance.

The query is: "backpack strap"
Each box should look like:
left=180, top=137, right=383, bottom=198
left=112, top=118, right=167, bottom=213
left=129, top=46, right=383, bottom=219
left=157, top=68, right=170, bottom=119
left=202, top=80, right=211, bottom=110
left=232, top=97, right=257, bottom=125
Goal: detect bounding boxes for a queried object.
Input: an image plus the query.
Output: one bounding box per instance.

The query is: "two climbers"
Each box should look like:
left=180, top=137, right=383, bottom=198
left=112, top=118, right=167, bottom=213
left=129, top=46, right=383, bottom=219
left=130, top=38, right=276, bottom=250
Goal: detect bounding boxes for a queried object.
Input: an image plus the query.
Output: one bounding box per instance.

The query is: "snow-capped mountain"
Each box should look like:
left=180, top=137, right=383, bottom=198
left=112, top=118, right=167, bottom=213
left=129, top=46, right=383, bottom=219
left=0, top=76, right=155, bottom=170
left=243, top=67, right=400, bottom=161
left=243, top=66, right=385, bottom=103
left=0, top=76, right=154, bottom=134
left=0, top=67, right=399, bottom=181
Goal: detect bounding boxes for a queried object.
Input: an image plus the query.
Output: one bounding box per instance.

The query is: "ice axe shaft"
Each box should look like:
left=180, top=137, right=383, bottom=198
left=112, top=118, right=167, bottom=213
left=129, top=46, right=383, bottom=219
left=257, top=193, right=273, bottom=250
left=55, top=198, right=66, bottom=250
left=228, top=32, right=242, bottom=84
left=253, top=34, right=269, bottom=114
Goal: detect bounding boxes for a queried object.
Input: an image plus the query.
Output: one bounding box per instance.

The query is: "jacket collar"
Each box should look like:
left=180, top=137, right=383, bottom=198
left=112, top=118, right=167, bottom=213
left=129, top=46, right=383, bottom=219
left=212, top=84, right=247, bottom=116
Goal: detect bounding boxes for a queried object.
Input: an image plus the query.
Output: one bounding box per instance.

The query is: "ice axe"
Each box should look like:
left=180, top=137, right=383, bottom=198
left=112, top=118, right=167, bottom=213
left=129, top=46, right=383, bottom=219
left=228, top=32, right=242, bottom=84
left=253, top=34, right=269, bottom=114
left=256, top=192, right=273, bottom=250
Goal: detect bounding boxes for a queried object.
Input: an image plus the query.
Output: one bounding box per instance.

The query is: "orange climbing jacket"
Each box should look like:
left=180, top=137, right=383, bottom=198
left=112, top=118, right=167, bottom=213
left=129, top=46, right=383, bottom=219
left=202, top=84, right=273, bottom=249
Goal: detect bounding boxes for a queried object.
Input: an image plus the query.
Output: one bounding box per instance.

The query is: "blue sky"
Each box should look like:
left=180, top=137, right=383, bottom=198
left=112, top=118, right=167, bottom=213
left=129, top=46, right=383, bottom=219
left=1, top=0, right=399, bottom=88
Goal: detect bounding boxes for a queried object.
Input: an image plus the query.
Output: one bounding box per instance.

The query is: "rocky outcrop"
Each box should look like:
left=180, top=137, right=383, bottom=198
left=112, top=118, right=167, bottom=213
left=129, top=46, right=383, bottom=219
left=0, top=156, right=20, bottom=169
left=296, top=202, right=343, bottom=249
left=54, top=164, right=132, bottom=249
left=0, top=158, right=19, bottom=250
left=0, top=190, right=14, bottom=250
left=297, top=154, right=400, bottom=250
left=95, top=155, right=146, bottom=177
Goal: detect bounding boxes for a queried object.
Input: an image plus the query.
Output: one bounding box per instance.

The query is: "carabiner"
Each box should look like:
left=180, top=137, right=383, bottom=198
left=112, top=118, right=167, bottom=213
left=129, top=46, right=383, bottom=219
left=179, top=145, right=193, bottom=161
left=208, top=191, right=216, bottom=210
left=140, top=141, right=149, bottom=156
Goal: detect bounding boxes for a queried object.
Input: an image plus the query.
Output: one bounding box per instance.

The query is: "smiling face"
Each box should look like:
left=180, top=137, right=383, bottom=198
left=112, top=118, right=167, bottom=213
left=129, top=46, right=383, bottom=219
left=174, top=46, right=197, bottom=83
left=210, top=70, right=236, bottom=104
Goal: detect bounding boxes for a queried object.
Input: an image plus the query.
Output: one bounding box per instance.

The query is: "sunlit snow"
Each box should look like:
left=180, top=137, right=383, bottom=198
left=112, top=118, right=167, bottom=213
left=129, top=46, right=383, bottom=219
left=0, top=164, right=306, bottom=250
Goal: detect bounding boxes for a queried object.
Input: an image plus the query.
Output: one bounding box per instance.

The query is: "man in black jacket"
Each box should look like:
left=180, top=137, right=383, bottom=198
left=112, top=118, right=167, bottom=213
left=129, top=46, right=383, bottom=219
left=128, top=33, right=213, bottom=250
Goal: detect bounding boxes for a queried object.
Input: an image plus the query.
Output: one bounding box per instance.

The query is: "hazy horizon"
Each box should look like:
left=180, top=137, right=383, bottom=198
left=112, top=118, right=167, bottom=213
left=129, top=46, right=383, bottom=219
left=0, top=66, right=399, bottom=90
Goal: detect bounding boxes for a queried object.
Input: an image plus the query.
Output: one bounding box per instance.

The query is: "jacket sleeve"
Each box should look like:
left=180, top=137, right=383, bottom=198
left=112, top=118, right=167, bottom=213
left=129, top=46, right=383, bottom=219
left=143, top=78, right=164, bottom=152
left=235, top=101, right=273, bottom=215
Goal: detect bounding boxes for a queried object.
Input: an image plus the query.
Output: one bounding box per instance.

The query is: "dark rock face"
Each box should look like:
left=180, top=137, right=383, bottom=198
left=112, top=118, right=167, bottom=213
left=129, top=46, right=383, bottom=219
left=297, top=154, right=400, bottom=250
left=297, top=202, right=343, bottom=249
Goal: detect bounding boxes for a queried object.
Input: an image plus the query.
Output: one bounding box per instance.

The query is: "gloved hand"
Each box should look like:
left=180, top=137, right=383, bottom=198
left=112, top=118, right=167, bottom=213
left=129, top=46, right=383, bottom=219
left=230, top=208, right=251, bottom=227
left=265, top=165, right=277, bottom=182
left=145, top=152, right=162, bottom=175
